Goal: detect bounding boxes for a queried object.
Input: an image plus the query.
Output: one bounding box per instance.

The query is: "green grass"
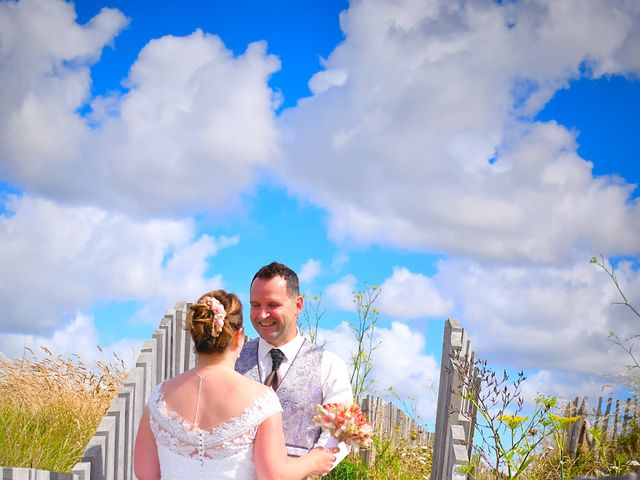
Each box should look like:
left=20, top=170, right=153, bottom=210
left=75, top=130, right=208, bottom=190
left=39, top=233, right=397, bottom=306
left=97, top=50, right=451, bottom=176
left=327, top=434, right=432, bottom=480
left=466, top=416, right=640, bottom=479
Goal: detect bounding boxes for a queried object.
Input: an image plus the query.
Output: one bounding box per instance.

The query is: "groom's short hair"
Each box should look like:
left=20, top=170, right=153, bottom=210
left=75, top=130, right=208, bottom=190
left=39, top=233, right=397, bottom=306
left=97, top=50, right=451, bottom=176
left=252, top=261, right=300, bottom=298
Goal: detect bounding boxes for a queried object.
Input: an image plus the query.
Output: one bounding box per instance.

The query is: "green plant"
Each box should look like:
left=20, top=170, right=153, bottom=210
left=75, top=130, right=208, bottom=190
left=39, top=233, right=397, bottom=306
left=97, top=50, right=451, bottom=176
left=589, top=420, right=640, bottom=476
left=326, top=456, right=371, bottom=480
left=524, top=416, right=640, bottom=479
left=349, top=285, right=382, bottom=402
left=452, top=355, right=598, bottom=480
left=591, top=256, right=640, bottom=366
left=385, top=385, right=425, bottom=426
left=326, top=433, right=432, bottom=480
left=591, top=255, right=640, bottom=320
left=301, top=293, right=326, bottom=346
left=543, top=412, right=581, bottom=479
left=453, top=350, right=640, bottom=479
left=591, top=255, right=640, bottom=391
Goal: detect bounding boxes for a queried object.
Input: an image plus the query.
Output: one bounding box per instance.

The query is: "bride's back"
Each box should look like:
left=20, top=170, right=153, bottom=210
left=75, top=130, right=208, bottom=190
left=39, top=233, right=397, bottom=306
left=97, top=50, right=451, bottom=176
left=160, top=368, right=270, bottom=430
left=139, top=290, right=283, bottom=479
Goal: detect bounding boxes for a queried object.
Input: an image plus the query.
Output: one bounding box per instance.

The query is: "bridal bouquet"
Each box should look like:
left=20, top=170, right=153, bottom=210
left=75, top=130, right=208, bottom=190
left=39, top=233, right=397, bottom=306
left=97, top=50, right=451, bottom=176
left=313, top=403, right=373, bottom=451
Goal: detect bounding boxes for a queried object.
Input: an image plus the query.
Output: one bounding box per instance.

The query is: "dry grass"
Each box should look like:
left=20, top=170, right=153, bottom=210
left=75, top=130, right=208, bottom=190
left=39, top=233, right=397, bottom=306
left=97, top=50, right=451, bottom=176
left=0, top=347, right=126, bottom=472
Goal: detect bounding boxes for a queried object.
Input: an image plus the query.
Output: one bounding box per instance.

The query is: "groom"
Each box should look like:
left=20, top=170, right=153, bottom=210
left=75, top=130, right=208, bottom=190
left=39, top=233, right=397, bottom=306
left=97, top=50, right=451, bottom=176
left=236, top=261, right=353, bottom=464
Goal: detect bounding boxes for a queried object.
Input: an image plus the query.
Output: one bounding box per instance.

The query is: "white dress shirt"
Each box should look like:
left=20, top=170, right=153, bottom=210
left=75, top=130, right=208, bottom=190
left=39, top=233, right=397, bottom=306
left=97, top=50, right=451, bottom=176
left=257, top=331, right=353, bottom=466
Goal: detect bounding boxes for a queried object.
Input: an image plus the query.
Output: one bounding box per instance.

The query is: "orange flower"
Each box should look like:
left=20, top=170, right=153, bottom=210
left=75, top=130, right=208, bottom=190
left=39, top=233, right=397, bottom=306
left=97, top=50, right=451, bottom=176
left=313, top=403, right=373, bottom=451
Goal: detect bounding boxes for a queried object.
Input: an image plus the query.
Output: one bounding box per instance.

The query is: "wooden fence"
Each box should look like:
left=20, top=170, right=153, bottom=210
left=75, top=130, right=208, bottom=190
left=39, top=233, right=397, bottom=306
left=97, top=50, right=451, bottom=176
left=359, top=395, right=433, bottom=466
left=564, top=395, right=639, bottom=457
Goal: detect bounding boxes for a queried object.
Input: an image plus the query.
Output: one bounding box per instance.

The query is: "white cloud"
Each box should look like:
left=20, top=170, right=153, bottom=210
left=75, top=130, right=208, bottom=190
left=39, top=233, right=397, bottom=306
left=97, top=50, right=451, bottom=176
left=0, top=312, right=142, bottom=371
left=378, top=266, right=452, bottom=319
left=318, top=320, right=440, bottom=423
left=325, top=274, right=358, bottom=311
left=0, top=0, right=127, bottom=188
left=308, top=68, right=348, bottom=95
left=330, top=252, right=349, bottom=273
left=278, top=0, right=640, bottom=263
left=371, top=322, right=440, bottom=423
left=317, top=321, right=357, bottom=370
left=0, top=0, right=280, bottom=215
left=434, top=256, right=640, bottom=377
left=0, top=194, right=235, bottom=334
left=519, top=370, right=617, bottom=407
left=298, top=258, right=322, bottom=283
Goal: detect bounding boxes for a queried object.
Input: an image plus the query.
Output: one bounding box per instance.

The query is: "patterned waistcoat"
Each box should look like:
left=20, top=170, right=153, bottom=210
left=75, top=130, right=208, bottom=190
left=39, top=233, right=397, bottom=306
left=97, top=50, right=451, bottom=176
left=236, top=338, right=323, bottom=456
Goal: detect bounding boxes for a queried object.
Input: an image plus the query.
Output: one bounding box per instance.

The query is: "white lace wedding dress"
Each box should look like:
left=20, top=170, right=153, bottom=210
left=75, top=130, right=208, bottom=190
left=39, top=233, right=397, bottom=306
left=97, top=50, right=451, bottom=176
left=147, top=382, right=283, bottom=479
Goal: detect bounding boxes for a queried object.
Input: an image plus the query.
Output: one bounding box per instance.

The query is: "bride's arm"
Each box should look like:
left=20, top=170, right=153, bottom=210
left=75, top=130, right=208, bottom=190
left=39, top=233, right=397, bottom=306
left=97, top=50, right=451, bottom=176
left=254, top=413, right=336, bottom=480
left=133, top=408, right=161, bottom=480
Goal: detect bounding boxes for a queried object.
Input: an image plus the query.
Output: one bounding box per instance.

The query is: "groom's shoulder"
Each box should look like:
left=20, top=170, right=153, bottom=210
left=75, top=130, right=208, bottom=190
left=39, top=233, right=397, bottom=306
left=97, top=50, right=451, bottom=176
left=319, top=346, right=349, bottom=369
left=241, top=337, right=260, bottom=353
left=236, top=338, right=259, bottom=374
left=238, top=337, right=259, bottom=360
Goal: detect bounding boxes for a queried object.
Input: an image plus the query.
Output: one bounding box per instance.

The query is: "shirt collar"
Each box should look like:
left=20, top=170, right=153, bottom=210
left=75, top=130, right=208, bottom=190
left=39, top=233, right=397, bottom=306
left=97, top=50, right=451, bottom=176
left=258, top=330, right=304, bottom=362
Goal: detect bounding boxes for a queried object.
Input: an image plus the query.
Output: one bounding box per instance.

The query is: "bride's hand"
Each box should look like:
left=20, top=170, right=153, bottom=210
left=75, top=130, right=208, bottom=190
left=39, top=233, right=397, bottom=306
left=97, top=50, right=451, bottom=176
left=307, top=446, right=339, bottom=474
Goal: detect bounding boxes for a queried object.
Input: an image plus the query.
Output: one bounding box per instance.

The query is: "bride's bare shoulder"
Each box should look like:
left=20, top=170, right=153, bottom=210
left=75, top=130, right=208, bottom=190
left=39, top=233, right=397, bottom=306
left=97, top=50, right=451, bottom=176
left=233, top=372, right=272, bottom=397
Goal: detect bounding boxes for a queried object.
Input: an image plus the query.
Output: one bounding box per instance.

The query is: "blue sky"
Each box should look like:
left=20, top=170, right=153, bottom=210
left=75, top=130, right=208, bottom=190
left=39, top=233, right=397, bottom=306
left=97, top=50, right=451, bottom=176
left=1, top=0, right=639, bottom=424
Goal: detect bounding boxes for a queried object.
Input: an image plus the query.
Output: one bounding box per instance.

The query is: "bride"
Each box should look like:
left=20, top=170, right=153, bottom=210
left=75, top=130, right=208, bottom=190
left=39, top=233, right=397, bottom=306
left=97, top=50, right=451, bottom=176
left=134, top=289, right=337, bottom=480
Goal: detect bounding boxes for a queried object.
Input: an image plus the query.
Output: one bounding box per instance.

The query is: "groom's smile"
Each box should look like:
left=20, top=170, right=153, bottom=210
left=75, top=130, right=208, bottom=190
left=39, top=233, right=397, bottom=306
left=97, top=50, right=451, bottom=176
left=257, top=318, right=277, bottom=328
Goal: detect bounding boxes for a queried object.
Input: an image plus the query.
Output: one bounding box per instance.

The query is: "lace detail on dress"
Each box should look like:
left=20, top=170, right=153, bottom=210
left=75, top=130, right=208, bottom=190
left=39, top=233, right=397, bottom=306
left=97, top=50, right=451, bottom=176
left=148, top=384, right=282, bottom=462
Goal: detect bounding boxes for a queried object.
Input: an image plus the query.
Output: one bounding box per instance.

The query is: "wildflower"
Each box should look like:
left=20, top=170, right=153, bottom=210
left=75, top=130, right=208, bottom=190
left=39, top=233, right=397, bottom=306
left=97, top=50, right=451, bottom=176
left=497, top=414, right=529, bottom=430
left=548, top=413, right=580, bottom=430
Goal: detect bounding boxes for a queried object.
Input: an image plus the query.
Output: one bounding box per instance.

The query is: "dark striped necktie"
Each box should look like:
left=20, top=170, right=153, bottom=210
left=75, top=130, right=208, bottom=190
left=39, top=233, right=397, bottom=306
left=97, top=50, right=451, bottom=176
left=265, top=348, right=285, bottom=390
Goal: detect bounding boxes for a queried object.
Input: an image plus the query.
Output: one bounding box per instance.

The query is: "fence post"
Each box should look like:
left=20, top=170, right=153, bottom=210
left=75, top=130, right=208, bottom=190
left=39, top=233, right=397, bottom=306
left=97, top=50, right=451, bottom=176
left=567, top=396, right=587, bottom=457
left=431, top=319, right=478, bottom=480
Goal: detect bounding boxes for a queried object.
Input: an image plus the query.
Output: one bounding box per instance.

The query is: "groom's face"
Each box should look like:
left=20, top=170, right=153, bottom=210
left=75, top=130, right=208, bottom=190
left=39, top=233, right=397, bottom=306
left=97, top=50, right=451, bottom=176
left=249, top=275, right=303, bottom=347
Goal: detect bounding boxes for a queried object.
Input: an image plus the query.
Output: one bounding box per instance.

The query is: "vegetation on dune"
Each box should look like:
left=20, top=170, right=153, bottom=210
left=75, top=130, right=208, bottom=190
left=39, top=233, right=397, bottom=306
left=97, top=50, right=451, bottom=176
left=0, top=347, right=126, bottom=472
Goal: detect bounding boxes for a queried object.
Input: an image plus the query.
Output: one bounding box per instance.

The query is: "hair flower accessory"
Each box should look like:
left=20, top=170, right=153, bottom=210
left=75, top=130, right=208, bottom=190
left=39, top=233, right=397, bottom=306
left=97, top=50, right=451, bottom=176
left=313, top=403, right=373, bottom=451
left=203, top=296, right=226, bottom=336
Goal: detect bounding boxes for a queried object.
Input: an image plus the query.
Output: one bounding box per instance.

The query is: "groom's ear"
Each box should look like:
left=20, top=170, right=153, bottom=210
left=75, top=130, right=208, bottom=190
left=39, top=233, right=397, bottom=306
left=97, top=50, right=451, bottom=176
left=295, top=294, right=304, bottom=313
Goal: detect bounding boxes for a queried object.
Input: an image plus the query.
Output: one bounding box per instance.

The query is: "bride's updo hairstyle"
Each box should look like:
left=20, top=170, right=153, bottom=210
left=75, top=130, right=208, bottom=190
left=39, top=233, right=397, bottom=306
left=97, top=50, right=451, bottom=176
left=187, top=289, right=243, bottom=354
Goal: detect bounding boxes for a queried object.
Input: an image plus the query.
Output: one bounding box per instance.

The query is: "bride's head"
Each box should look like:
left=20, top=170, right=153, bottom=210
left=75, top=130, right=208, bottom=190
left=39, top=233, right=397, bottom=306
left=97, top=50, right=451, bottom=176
left=187, top=289, right=243, bottom=354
